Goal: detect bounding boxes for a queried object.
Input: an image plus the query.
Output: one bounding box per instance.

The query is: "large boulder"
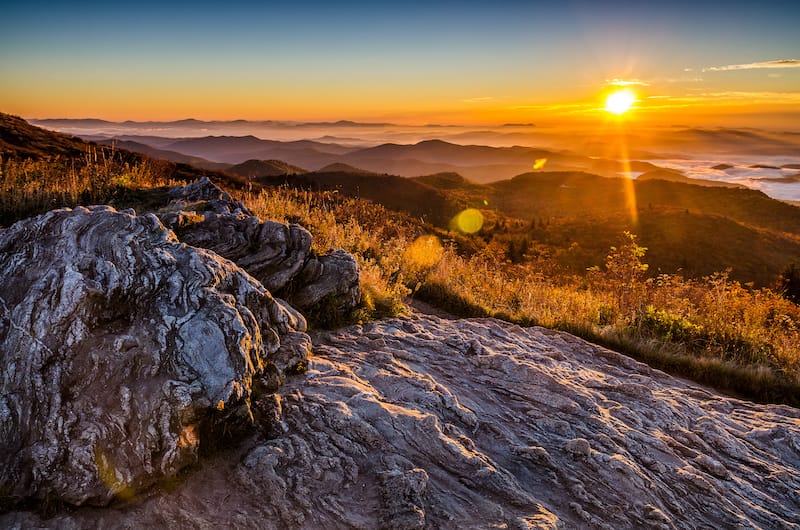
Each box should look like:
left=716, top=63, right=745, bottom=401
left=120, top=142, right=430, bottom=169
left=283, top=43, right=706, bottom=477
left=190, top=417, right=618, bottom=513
left=160, top=178, right=361, bottom=323
left=166, top=175, right=252, bottom=216
left=0, top=206, right=309, bottom=506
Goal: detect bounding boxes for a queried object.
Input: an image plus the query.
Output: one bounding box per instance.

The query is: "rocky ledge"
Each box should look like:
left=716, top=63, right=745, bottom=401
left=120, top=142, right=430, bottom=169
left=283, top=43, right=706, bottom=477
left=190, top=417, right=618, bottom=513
left=3, top=313, right=799, bottom=528
left=0, top=177, right=360, bottom=508
left=0, top=179, right=798, bottom=528
left=0, top=205, right=310, bottom=505
left=160, top=177, right=360, bottom=323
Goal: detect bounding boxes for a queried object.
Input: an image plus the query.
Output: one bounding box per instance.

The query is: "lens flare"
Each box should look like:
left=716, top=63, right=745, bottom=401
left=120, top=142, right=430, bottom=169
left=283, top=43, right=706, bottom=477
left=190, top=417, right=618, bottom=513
left=533, top=158, right=547, bottom=170
left=616, top=129, right=639, bottom=226
left=451, top=208, right=484, bottom=234
left=404, top=235, right=444, bottom=268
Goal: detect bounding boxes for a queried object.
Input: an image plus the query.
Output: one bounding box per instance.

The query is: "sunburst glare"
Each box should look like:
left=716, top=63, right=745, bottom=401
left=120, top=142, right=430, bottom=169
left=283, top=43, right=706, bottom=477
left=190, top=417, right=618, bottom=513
left=605, top=89, right=636, bottom=115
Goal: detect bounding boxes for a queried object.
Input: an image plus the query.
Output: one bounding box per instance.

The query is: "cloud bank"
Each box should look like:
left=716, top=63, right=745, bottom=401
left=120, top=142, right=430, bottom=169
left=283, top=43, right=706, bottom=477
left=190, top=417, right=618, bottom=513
left=704, top=59, right=800, bottom=72
left=606, top=78, right=650, bottom=86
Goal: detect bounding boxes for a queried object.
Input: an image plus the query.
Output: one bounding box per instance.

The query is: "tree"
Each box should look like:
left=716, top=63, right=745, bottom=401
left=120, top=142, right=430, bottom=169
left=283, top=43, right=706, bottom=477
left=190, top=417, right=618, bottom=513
left=599, top=231, right=649, bottom=315
left=778, top=262, right=800, bottom=304
left=605, top=232, right=648, bottom=283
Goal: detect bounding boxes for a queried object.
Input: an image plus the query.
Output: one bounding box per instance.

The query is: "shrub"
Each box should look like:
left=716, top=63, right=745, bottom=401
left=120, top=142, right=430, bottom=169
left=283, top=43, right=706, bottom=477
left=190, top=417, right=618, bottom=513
left=8, top=153, right=800, bottom=405
left=638, top=305, right=700, bottom=343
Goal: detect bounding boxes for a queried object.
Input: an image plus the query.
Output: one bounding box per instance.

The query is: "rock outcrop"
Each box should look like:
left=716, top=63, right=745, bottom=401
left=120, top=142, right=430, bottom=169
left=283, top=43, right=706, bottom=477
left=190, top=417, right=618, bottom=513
left=168, top=210, right=313, bottom=294
left=0, top=206, right=309, bottom=506
left=160, top=177, right=360, bottom=322
left=4, top=313, right=799, bottom=528
left=166, top=175, right=251, bottom=214
left=284, top=249, right=360, bottom=323
left=236, top=315, right=800, bottom=528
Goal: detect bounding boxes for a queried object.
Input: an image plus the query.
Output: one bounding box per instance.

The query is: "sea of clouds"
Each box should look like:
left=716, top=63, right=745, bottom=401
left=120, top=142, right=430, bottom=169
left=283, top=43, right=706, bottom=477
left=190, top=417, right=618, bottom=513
left=33, top=120, right=800, bottom=202
left=651, top=157, right=800, bottom=201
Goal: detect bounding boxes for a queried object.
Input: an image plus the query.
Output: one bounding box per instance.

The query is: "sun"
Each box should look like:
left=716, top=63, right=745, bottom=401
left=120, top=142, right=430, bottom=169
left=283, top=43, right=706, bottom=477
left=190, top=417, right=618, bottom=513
left=605, top=89, right=636, bottom=115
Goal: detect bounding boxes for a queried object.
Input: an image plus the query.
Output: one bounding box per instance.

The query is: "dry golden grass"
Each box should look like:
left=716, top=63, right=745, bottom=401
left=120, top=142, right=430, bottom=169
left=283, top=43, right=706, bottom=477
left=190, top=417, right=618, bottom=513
left=240, top=186, right=800, bottom=405
left=240, top=188, right=415, bottom=320
left=3, top=156, right=798, bottom=405
left=0, top=151, right=176, bottom=225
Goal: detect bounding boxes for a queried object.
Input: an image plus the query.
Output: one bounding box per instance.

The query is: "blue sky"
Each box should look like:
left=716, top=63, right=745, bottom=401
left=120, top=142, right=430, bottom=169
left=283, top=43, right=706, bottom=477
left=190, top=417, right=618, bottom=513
left=2, top=1, right=798, bottom=125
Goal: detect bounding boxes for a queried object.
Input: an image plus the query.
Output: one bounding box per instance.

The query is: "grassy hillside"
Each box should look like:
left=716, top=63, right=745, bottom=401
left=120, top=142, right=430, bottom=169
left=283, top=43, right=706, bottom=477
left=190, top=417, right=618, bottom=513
left=202, top=162, right=800, bottom=288
left=524, top=209, right=800, bottom=286
left=411, top=170, right=800, bottom=286
left=487, top=171, right=800, bottom=232
left=1, top=113, right=92, bottom=159
left=255, top=170, right=464, bottom=227
left=0, top=113, right=247, bottom=225
left=3, top=112, right=800, bottom=407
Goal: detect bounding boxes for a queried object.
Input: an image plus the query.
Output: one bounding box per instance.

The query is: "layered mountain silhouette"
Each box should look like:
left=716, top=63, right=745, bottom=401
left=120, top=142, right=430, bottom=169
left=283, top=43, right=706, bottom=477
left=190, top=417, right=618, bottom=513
left=636, top=169, right=746, bottom=188
left=95, top=138, right=229, bottom=170
left=5, top=113, right=800, bottom=286
left=315, top=162, right=377, bottom=174
left=80, top=134, right=676, bottom=183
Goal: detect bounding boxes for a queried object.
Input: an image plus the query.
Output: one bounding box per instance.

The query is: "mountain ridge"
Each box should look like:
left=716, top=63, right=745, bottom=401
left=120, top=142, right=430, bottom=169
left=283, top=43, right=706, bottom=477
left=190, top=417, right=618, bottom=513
left=227, top=159, right=307, bottom=178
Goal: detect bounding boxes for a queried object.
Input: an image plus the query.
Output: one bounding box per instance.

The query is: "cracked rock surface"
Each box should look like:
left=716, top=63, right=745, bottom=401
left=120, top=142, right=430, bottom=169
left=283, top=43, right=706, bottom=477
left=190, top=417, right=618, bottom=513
left=5, top=313, right=798, bottom=528
left=0, top=205, right=309, bottom=506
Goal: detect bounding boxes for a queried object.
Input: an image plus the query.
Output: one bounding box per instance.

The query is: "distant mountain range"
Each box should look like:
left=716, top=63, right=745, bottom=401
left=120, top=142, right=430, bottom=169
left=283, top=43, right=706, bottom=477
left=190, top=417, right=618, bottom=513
left=32, top=119, right=800, bottom=160
left=70, top=134, right=693, bottom=184
left=21, top=115, right=797, bottom=192
left=30, top=118, right=395, bottom=129
left=70, top=127, right=795, bottom=191
left=227, top=159, right=307, bottom=178
left=95, top=138, right=230, bottom=170
left=4, top=112, right=800, bottom=287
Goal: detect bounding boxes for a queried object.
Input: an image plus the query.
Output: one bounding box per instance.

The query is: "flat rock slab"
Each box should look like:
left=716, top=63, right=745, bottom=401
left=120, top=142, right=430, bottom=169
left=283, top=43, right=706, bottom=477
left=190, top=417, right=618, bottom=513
left=3, top=313, right=799, bottom=528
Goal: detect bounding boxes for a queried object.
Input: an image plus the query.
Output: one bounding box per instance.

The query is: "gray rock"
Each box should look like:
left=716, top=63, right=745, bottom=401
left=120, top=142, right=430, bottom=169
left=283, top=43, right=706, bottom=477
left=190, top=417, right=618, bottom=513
left=3, top=313, right=800, bottom=528
left=379, top=468, right=429, bottom=530
left=284, top=249, right=361, bottom=322
left=160, top=179, right=361, bottom=323
left=204, top=314, right=800, bottom=529
left=0, top=206, right=309, bottom=506
left=170, top=211, right=313, bottom=294
left=166, top=175, right=251, bottom=216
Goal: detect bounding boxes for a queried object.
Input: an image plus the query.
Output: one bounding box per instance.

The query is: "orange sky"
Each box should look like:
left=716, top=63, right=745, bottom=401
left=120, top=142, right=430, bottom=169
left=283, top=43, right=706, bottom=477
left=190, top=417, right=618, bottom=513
left=2, top=2, right=799, bottom=129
